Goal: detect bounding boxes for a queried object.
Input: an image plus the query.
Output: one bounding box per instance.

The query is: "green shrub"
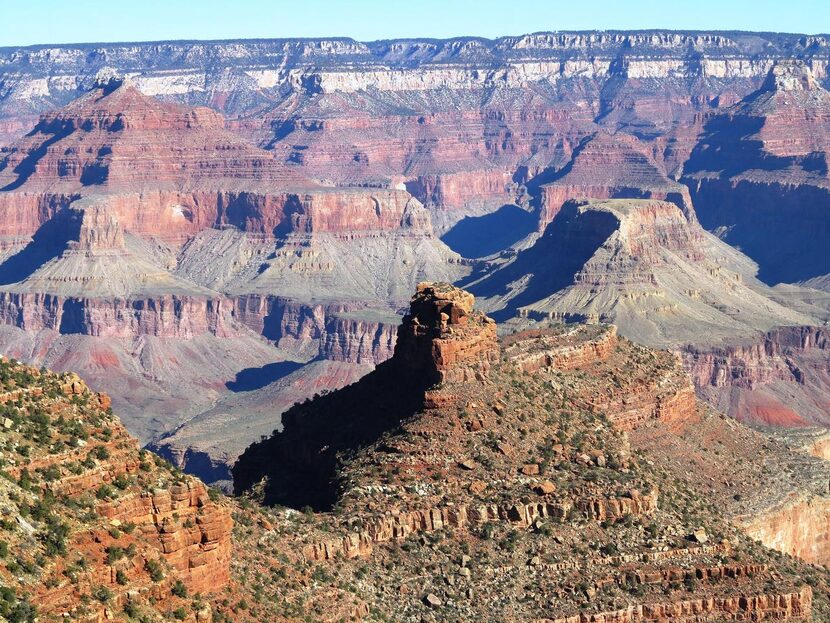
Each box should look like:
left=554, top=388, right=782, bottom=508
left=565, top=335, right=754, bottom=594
left=171, top=580, right=187, bottom=598
left=145, top=559, right=164, bottom=582
left=92, top=586, right=112, bottom=603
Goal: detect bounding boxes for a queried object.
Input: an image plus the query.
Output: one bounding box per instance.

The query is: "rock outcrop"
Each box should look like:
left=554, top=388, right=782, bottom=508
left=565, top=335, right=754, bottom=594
left=683, top=61, right=830, bottom=285
left=682, top=326, right=830, bottom=427
left=395, top=282, right=500, bottom=384
left=537, top=132, right=695, bottom=231
left=2, top=34, right=830, bottom=487
left=471, top=199, right=813, bottom=348
left=230, top=283, right=829, bottom=622
left=0, top=358, right=233, bottom=622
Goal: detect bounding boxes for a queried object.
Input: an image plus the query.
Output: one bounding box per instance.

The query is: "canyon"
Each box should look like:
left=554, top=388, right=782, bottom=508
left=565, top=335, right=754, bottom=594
left=1, top=31, right=830, bottom=482
left=231, top=283, right=830, bottom=621
left=2, top=282, right=830, bottom=621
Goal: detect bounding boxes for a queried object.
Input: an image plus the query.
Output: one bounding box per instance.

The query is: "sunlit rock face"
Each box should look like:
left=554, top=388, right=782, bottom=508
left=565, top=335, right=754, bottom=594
left=3, top=33, right=830, bottom=477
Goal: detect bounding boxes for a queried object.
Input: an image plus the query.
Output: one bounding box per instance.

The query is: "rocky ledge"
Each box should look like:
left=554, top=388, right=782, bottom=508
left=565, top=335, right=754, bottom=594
left=230, top=283, right=829, bottom=622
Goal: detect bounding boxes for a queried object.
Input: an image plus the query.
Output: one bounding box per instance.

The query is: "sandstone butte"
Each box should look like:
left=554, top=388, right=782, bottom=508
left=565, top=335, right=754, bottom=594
left=2, top=282, right=830, bottom=621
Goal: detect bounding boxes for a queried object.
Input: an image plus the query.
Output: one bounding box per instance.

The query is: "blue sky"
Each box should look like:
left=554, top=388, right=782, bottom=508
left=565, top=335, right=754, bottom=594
left=2, top=0, right=829, bottom=47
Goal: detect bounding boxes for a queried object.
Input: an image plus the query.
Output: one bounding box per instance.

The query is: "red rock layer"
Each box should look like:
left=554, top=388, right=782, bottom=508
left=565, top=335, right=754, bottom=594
left=302, top=489, right=658, bottom=562
left=98, top=481, right=233, bottom=591
left=0, top=80, right=302, bottom=192
left=231, top=294, right=398, bottom=364
left=682, top=326, right=830, bottom=427
left=264, top=93, right=597, bottom=218
left=0, top=81, right=436, bottom=244
left=503, top=324, right=698, bottom=431
left=538, top=587, right=812, bottom=623
left=0, top=291, right=236, bottom=338
left=539, top=132, right=695, bottom=231
left=0, top=365, right=233, bottom=621
left=0, top=186, right=431, bottom=243
left=504, top=325, right=618, bottom=373
left=394, top=282, right=500, bottom=384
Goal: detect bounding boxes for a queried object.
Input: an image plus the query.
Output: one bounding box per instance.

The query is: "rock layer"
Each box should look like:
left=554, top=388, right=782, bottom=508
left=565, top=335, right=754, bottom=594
left=232, top=283, right=827, bottom=622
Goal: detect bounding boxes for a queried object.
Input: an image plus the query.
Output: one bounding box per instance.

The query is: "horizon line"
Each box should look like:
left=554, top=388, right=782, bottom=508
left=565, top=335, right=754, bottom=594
left=4, top=28, right=830, bottom=51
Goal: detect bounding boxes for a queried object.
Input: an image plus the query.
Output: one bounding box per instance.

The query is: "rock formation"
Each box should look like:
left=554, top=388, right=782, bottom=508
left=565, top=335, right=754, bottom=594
left=683, top=61, right=830, bottom=286
left=0, top=81, right=466, bottom=478
left=2, top=32, right=830, bottom=488
left=230, top=283, right=830, bottom=622
left=469, top=199, right=814, bottom=345
left=536, top=132, right=695, bottom=231
left=682, top=326, right=830, bottom=427
left=0, top=358, right=232, bottom=622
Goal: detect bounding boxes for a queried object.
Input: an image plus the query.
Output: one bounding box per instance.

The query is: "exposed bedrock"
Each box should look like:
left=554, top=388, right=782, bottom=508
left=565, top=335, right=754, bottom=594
left=683, top=61, right=830, bottom=285
left=0, top=290, right=399, bottom=365
left=740, top=497, right=830, bottom=566
left=536, top=132, right=696, bottom=231
left=0, top=186, right=430, bottom=243
left=0, top=362, right=234, bottom=620
left=231, top=294, right=398, bottom=363
left=682, top=326, right=830, bottom=427
left=0, top=291, right=234, bottom=338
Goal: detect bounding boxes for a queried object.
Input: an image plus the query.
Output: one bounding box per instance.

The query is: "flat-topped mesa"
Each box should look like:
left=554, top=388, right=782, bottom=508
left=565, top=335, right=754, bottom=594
left=394, top=282, right=499, bottom=384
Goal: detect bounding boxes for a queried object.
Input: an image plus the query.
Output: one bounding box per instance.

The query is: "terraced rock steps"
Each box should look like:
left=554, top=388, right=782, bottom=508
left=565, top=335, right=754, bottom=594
left=0, top=357, right=232, bottom=622
left=231, top=283, right=829, bottom=622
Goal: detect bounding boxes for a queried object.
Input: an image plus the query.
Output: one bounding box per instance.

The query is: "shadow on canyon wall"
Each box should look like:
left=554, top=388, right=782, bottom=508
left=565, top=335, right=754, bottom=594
left=225, top=360, right=304, bottom=392
left=441, top=204, right=537, bottom=258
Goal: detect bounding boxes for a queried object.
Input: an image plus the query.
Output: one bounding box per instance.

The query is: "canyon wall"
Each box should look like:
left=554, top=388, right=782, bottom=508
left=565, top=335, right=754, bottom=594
left=682, top=326, right=830, bottom=427
left=0, top=362, right=233, bottom=621
left=740, top=497, right=830, bottom=566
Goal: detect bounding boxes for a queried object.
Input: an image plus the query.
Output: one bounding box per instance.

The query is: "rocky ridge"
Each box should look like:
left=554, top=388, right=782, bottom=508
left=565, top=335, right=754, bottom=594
left=0, top=357, right=233, bottom=622
left=230, top=283, right=830, bottom=622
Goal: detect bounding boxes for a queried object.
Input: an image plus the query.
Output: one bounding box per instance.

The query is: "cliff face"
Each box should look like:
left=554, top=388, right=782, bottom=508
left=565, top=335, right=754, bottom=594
left=471, top=199, right=812, bottom=346
left=2, top=33, right=830, bottom=491
left=682, top=326, right=830, bottom=427
left=0, top=291, right=234, bottom=338
left=741, top=497, right=830, bottom=566
left=537, top=132, right=695, bottom=231
left=394, top=282, right=500, bottom=384
left=683, top=61, right=830, bottom=285
left=0, top=358, right=233, bottom=622
left=2, top=33, right=829, bottom=230
left=229, top=283, right=829, bottom=622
